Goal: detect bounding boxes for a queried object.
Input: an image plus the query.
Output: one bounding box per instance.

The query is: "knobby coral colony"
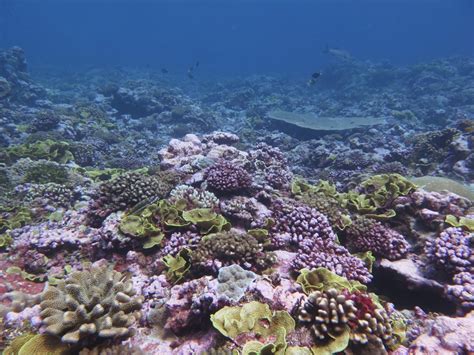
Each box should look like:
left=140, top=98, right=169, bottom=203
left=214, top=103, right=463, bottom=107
left=1, top=132, right=474, bottom=353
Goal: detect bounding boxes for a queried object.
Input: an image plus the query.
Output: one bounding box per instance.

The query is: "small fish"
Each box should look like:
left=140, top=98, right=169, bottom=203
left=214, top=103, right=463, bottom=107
left=161, top=68, right=168, bottom=74
left=127, top=196, right=159, bottom=216
left=195, top=61, right=200, bottom=68
left=307, top=72, right=322, bottom=86
left=323, top=44, right=352, bottom=61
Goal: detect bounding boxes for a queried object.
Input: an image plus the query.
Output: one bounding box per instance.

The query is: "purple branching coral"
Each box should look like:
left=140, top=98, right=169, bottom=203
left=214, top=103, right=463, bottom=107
left=269, top=199, right=372, bottom=284
left=269, top=199, right=335, bottom=247
left=292, top=238, right=373, bottom=284
left=344, top=216, right=409, bottom=260
left=161, top=231, right=202, bottom=257
left=425, top=227, right=473, bottom=275
left=446, top=272, right=474, bottom=314
left=204, top=160, right=252, bottom=194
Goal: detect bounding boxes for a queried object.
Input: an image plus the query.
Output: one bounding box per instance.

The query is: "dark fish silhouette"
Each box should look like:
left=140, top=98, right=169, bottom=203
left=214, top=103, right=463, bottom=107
left=307, top=72, right=322, bottom=86
left=195, top=61, right=200, bottom=68
left=161, top=68, right=168, bottom=74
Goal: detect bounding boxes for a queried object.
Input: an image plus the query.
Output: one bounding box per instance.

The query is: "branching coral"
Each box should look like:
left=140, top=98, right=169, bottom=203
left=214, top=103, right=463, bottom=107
left=297, top=268, right=405, bottom=353
left=40, top=265, right=143, bottom=346
left=191, top=230, right=275, bottom=274
left=425, top=227, right=473, bottom=275
left=87, top=170, right=178, bottom=227
left=161, top=231, right=202, bottom=256
left=168, top=185, right=219, bottom=209
left=16, top=182, right=77, bottom=208
left=299, top=289, right=398, bottom=350
left=408, top=128, right=460, bottom=167
left=344, top=216, right=409, bottom=260
left=220, top=196, right=259, bottom=226
left=269, top=198, right=336, bottom=247
left=204, top=160, right=252, bottom=194
left=292, top=179, right=352, bottom=230
left=291, top=243, right=373, bottom=284
left=446, top=272, right=474, bottom=314
left=269, top=199, right=372, bottom=283
left=246, top=143, right=293, bottom=190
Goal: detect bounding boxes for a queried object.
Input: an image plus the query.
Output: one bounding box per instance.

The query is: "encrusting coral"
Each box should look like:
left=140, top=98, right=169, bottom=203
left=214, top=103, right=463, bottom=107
left=216, top=264, right=256, bottom=302
left=40, top=265, right=143, bottom=347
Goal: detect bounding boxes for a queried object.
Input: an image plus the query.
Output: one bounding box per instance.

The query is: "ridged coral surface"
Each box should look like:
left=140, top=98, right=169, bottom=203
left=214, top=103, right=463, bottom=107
left=40, top=266, right=143, bottom=345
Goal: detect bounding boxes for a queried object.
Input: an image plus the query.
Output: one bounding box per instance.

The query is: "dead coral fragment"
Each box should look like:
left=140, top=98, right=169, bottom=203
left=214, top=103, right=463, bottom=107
left=40, top=265, right=143, bottom=346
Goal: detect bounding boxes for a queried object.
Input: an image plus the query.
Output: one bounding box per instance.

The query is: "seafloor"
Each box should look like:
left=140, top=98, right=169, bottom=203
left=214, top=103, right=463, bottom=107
left=0, top=46, right=473, bottom=354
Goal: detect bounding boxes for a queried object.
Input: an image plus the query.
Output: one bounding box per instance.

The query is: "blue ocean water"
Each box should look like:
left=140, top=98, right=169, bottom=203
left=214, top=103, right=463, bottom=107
left=1, top=0, right=473, bottom=76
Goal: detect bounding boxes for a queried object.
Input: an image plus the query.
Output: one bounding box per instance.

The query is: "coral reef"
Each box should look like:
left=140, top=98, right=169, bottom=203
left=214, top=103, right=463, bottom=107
left=87, top=170, right=178, bottom=227
left=204, top=160, right=252, bottom=194
left=1, top=45, right=474, bottom=354
left=425, top=227, right=473, bottom=275
left=40, top=265, right=143, bottom=346
left=345, top=216, right=409, bottom=260
left=191, top=230, right=275, bottom=274
left=216, top=264, right=256, bottom=302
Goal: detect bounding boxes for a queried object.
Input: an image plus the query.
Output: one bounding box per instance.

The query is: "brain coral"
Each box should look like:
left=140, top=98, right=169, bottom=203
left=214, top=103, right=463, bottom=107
left=40, top=265, right=143, bottom=346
